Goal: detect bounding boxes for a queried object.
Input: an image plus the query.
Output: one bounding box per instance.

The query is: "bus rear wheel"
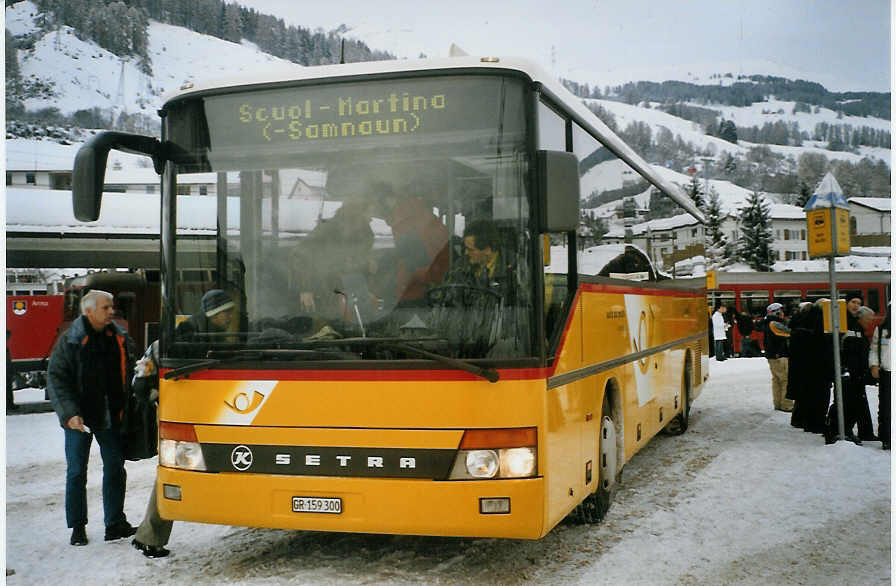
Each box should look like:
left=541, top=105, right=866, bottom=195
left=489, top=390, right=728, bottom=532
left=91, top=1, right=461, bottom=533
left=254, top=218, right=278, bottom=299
left=575, top=397, right=618, bottom=524
left=664, top=364, right=691, bottom=435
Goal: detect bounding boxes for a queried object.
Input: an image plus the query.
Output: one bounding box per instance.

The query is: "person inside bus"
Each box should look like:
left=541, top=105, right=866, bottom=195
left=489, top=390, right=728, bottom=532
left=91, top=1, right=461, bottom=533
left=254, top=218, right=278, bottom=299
left=432, top=220, right=523, bottom=357
left=290, top=199, right=376, bottom=332
left=46, top=289, right=139, bottom=547
left=711, top=303, right=729, bottom=362
left=374, top=186, right=449, bottom=306
left=444, top=220, right=520, bottom=301
left=174, top=289, right=235, bottom=341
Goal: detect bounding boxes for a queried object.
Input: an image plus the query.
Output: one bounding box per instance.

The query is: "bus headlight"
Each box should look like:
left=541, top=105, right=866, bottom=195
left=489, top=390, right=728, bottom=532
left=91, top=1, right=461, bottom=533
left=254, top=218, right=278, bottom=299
left=158, top=421, right=207, bottom=471
left=448, top=427, right=537, bottom=480
left=159, top=439, right=207, bottom=471
left=499, top=447, right=537, bottom=478
left=465, top=450, right=499, bottom=478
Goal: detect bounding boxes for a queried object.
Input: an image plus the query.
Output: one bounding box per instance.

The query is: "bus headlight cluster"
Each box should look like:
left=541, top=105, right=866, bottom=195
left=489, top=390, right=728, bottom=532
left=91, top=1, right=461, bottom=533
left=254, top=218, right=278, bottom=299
left=159, top=439, right=207, bottom=471
left=453, top=447, right=536, bottom=479
left=448, top=427, right=537, bottom=480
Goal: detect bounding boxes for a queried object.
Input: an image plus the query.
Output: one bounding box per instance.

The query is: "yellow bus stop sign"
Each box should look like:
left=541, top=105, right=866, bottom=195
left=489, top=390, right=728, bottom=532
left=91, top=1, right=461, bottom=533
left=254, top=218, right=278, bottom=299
left=806, top=207, right=850, bottom=257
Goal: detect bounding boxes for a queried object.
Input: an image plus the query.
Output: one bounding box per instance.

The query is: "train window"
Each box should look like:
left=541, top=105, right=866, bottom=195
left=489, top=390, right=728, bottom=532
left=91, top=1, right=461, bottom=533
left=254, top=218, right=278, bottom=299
left=806, top=290, right=831, bottom=304
left=740, top=290, right=771, bottom=318
left=867, top=288, right=881, bottom=312
left=773, top=290, right=802, bottom=315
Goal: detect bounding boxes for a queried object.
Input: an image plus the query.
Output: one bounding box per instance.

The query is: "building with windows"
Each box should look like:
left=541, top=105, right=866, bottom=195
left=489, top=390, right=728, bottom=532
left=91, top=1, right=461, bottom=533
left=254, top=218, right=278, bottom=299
left=848, top=197, right=891, bottom=245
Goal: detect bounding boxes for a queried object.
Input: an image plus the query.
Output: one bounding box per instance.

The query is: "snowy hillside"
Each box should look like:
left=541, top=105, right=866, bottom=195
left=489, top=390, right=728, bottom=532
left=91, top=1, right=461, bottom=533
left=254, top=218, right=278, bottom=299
left=6, top=1, right=304, bottom=115
left=6, top=0, right=890, bottom=225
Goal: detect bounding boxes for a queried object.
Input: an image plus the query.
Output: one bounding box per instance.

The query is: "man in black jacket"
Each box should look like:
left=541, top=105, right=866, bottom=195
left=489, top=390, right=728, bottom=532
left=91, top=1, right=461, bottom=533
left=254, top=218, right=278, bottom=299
left=47, top=289, right=138, bottom=546
left=762, top=303, right=793, bottom=412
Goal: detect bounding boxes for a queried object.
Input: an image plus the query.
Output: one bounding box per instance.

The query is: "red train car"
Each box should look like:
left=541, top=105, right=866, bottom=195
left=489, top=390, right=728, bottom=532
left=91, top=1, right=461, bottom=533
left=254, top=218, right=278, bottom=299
left=708, top=270, right=890, bottom=356
left=7, top=295, right=65, bottom=378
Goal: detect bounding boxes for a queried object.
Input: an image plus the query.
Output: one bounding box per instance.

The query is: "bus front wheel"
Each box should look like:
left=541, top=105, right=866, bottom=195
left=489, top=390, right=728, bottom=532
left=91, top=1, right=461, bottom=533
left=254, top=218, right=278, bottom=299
left=575, top=396, right=618, bottom=524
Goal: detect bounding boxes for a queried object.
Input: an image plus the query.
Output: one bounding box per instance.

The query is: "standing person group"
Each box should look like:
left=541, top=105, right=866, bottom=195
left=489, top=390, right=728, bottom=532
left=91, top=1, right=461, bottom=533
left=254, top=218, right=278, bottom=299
left=780, top=294, right=885, bottom=447
left=47, top=290, right=138, bottom=546
left=824, top=298, right=877, bottom=444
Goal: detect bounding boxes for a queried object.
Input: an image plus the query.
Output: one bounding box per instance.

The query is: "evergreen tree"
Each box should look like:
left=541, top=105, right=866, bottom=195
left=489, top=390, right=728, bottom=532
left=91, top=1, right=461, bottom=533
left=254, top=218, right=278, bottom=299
left=703, top=187, right=730, bottom=270
left=737, top=191, right=775, bottom=271
left=718, top=119, right=738, bottom=144
left=578, top=211, right=608, bottom=248
left=793, top=180, right=812, bottom=208
left=683, top=173, right=705, bottom=210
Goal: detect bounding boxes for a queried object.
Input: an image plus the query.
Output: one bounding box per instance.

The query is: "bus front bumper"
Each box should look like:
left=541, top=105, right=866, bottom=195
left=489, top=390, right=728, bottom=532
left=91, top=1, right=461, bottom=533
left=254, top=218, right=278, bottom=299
left=156, top=467, right=547, bottom=539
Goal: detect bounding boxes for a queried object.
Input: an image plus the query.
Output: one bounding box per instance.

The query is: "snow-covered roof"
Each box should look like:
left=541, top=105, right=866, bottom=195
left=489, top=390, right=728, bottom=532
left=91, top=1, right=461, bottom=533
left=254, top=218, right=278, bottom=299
left=604, top=212, right=701, bottom=238
left=768, top=204, right=806, bottom=220
left=849, top=197, right=891, bottom=213
left=5, top=188, right=389, bottom=236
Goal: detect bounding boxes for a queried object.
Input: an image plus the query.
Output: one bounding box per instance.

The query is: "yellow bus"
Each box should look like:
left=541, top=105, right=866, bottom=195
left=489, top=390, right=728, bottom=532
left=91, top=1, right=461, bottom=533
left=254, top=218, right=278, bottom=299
left=72, top=55, right=708, bottom=539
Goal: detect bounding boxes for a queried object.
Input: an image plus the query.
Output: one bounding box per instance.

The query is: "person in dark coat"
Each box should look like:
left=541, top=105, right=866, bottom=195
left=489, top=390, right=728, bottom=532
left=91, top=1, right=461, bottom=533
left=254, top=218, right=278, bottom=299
left=762, top=303, right=792, bottom=411
left=786, top=302, right=814, bottom=428
left=826, top=305, right=876, bottom=444
left=47, top=289, right=138, bottom=546
left=6, top=329, right=17, bottom=411
left=130, top=340, right=172, bottom=558
left=175, top=289, right=234, bottom=340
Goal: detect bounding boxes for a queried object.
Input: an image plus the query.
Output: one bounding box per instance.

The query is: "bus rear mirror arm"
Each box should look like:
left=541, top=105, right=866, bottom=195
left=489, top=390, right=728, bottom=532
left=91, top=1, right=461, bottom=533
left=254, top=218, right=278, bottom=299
left=72, top=131, right=165, bottom=222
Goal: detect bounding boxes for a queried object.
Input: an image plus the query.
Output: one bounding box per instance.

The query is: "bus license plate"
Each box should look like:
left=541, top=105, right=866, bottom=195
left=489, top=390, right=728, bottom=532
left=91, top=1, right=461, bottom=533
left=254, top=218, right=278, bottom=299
left=292, top=496, right=342, bottom=514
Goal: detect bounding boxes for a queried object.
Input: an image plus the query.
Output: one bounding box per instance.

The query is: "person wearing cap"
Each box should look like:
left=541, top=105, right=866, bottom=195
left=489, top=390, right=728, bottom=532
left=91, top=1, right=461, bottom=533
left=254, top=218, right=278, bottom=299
left=762, top=302, right=793, bottom=412
left=174, top=289, right=235, bottom=340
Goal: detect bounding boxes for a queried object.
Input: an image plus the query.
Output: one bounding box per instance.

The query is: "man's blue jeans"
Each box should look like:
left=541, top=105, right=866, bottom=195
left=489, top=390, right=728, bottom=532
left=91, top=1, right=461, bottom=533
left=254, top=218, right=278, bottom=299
left=714, top=340, right=726, bottom=361
left=64, top=427, right=128, bottom=529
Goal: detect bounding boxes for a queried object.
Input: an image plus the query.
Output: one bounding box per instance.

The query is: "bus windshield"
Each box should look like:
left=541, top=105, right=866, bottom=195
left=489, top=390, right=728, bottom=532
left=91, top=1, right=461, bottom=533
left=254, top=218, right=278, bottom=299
left=164, top=74, right=535, bottom=363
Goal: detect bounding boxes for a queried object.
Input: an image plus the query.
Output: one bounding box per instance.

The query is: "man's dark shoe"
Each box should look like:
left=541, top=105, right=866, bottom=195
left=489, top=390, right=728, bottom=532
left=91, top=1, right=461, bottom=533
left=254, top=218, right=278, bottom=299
left=844, top=432, right=862, bottom=445
left=132, top=538, right=170, bottom=558
left=104, top=522, right=137, bottom=541
left=70, top=525, right=88, bottom=546
left=882, top=440, right=890, bottom=451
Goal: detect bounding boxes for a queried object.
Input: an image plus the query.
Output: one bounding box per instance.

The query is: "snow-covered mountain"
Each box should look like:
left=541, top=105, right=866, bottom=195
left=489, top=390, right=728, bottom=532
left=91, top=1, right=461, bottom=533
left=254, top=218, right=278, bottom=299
left=6, top=0, right=890, bottom=222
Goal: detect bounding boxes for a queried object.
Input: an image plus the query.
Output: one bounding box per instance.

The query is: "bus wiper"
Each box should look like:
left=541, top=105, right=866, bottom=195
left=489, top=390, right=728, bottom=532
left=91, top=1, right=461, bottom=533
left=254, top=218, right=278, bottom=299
left=336, top=338, right=501, bottom=383
left=163, top=351, right=263, bottom=380
left=163, top=349, right=358, bottom=380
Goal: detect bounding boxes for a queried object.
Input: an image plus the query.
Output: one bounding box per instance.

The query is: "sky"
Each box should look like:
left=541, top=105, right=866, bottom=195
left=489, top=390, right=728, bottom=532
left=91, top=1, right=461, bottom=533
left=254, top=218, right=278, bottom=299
left=5, top=358, right=890, bottom=583
left=236, top=0, right=891, bottom=92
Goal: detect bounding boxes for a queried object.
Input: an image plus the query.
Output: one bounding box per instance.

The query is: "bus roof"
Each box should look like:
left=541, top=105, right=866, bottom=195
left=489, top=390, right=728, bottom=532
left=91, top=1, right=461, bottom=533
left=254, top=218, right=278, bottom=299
left=163, top=55, right=704, bottom=223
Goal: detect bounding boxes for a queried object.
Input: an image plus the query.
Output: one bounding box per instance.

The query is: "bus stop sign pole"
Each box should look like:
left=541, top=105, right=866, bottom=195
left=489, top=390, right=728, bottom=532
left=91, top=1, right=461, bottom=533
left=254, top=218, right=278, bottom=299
left=804, top=172, right=851, bottom=442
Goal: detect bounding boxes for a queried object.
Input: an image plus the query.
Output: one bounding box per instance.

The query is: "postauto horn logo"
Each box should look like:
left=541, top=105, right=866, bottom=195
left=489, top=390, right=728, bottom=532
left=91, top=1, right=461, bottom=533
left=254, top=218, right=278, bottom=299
left=225, top=390, right=265, bottom=414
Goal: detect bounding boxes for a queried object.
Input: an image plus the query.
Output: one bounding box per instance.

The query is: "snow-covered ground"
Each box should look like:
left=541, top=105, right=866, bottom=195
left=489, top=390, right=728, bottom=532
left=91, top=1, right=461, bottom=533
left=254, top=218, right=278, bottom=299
left=4, top=358, right=890, bottom=584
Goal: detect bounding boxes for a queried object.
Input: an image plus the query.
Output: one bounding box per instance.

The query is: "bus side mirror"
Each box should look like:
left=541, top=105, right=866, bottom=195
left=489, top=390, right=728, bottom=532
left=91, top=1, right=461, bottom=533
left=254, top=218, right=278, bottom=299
left=536, top=150, right=580, bottom=232
left=72, top=131, right=165, bottom=222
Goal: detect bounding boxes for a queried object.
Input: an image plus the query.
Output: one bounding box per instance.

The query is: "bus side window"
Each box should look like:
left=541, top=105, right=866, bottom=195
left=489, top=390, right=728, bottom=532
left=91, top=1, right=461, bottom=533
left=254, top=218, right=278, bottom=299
left=544, top=233, right=570, bottom=352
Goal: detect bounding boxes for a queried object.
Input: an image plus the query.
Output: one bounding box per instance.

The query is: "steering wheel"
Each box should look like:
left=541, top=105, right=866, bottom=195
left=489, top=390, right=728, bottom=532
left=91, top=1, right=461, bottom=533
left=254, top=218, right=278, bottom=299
left=424, top=283, right=501, bottom=307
